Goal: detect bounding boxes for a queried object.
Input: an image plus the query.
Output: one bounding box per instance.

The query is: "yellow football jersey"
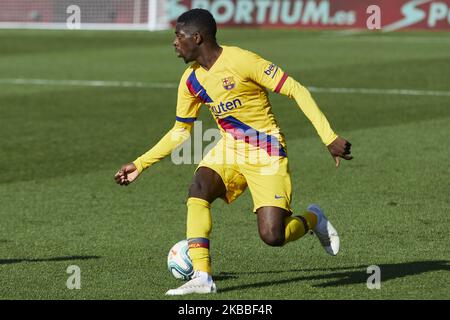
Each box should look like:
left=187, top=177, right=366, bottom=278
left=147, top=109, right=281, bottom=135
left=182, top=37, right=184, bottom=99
left=176, top=45, right=336, bottom=157
left=133, top=45, right=337, bottom=173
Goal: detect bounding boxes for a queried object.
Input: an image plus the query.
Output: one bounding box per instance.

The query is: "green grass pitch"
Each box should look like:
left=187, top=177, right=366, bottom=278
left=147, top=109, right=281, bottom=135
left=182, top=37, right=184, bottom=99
left=0, top=28, right=449, bottom=300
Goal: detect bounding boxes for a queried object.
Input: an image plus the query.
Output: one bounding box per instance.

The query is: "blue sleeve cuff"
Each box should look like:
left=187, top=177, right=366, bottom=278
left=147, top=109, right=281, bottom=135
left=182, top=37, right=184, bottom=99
left=176, top=116, right=197, bottom=123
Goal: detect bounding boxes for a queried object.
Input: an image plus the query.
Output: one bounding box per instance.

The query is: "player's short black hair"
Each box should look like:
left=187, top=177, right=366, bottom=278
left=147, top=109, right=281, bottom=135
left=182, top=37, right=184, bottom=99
left=177, top=9, right=217, bottom=41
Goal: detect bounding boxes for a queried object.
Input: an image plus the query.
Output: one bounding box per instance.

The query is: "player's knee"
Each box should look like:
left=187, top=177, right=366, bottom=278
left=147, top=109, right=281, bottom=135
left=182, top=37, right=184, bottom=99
left=188, top=181, right=214, bottom=201
left=188, top=181, right=204, bottom=197
left=259, top=230, right=285, bottom=247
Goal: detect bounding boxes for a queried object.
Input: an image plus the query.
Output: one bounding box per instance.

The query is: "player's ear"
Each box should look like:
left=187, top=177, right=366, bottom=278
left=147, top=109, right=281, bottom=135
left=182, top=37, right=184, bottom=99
left=193, top=32, right=203, bottom=45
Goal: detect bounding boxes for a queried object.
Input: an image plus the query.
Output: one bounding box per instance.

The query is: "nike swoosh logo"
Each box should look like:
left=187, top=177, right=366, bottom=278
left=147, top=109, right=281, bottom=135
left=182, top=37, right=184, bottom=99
left=274, top=195, right=284, bottom=199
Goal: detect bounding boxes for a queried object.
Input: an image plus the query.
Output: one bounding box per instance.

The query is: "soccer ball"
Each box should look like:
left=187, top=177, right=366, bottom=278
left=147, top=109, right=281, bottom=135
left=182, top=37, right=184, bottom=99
left=167, top=240, right=194, bottom=280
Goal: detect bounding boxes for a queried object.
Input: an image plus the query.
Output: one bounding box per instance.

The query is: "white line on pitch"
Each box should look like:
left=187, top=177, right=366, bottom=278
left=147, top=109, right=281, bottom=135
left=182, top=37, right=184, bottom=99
left=0, top=78, right=449, bottom=97
left=0, top=78, right=178, bottom=89
left=307, top=86, right=450, bottom=97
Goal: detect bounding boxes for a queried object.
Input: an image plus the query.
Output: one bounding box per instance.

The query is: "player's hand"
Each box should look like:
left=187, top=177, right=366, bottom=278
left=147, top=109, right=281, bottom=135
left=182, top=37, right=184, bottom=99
left=114, top=163, right=139, bottom=186
left=327, top=136, right=353, bottom=168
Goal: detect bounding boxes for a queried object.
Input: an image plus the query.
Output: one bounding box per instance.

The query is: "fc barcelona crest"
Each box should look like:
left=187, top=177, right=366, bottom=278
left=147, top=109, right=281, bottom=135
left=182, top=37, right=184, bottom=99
left=222, top=77, right=235, bottom=90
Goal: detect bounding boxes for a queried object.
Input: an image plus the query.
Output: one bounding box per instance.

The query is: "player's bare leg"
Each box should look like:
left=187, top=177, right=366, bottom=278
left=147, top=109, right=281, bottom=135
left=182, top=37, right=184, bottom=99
left=256, top=205, right=340, bottom=255
left=257, top=206, right=290, bottom=246
left=188, top=166, right=227, bottom=203
left=166, top=167, right=226, bottom=295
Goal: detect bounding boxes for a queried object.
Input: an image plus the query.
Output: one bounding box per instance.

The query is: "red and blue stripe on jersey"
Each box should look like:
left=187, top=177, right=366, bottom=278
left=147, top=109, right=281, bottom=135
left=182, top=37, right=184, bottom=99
left=186, top=71, right=213, bottom=104
left=217, top=115, right=287, bottom=157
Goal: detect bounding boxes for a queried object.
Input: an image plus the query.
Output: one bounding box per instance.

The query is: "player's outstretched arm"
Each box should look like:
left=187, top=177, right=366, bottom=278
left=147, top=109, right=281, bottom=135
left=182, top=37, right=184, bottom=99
left=238, top=50, right=353, bottom=167
left=114, top=121, right=193, bottom=186
left=276, top=76, right=353, bottom=167
left=327, top=136, right=353, bottom=168
left=286, top=82, right=354, bottom=167
left=242, top=51, right=347, bottom=155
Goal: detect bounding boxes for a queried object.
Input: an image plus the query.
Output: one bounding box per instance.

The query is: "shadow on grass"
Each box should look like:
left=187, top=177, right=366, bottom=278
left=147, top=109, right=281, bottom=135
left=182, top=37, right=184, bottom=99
left=0, top=255, right=101, bottom=265
left=217, top=260, right=450, bottom=293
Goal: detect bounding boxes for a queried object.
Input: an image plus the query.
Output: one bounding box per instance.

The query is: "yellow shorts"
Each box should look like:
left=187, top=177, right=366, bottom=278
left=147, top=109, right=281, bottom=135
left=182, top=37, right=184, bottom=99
left=196, top=138, right=292, bottom=213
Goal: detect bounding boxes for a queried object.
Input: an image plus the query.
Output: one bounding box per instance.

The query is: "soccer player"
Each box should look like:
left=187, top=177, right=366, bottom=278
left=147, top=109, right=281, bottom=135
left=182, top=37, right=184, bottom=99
left=114, top=9, right=352, bottom=295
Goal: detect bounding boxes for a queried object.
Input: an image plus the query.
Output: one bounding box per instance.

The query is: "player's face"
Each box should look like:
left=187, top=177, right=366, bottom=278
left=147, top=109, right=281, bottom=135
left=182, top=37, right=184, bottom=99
left=173, top=24, right=198, bottom=63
